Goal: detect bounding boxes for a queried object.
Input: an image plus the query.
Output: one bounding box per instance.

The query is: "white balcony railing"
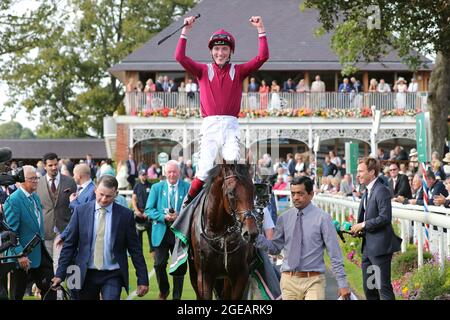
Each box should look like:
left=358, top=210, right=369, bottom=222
left=124, top=91, right=428, bottom=116
left=273, top=190, right=450, bottom=270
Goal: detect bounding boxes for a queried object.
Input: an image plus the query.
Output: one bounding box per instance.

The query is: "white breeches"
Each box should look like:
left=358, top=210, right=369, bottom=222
left=196, top=116, right=241, bottom=181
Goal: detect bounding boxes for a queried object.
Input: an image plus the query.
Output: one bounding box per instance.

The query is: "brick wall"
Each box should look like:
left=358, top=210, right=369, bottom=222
left=116, top=123, right=129, bottom=162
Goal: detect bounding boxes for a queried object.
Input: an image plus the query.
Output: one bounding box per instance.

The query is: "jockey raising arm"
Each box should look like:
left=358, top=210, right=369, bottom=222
left=175, top=16, right=269, bottom=206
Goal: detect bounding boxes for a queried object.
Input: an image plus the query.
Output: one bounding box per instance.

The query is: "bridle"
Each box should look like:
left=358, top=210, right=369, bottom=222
left=200, top=171, right=257, bottom=248
left=222, top=173, right=258, bottom=233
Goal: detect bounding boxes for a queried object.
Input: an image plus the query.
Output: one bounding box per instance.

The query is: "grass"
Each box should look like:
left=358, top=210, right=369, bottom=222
left=324, top=253, right=365, bottom=299
left=23, top=236, right=198, bottom=300
left=122, top=236, right=197, bottom=300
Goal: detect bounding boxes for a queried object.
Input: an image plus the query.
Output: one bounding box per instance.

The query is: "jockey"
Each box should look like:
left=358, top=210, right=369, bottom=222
left=175, top=15, right=269, bottom=207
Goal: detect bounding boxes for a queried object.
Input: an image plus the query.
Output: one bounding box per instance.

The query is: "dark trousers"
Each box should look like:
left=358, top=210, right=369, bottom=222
left=0, top=270, right=9, bottom=300
left=154, top=229, right=186, bottom=300
left=127, top=175, right=137, bottom=189
left=9, top=244, right=56, bottom=300
left=361, top=252, right=395, bottom=300
left=79, top=269, right=123, bottom=300
left=138, top=223, right=153, bottom=253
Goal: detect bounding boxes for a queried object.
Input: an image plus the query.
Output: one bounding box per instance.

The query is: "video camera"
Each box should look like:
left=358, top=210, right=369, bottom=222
left=0, top=147, right=25, bottom=186
left=0, top=147, right=39, bottom=262
left=254, top=183, right=272, bottom=209
left=0, top=220, right=41, bottom=260
left=252, top=182, right=272, bottom=228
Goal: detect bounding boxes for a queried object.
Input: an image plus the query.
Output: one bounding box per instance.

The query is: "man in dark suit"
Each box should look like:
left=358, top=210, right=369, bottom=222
left=388, top=162, right=412, bottom=199
left=126, top=153, right=138, bottom=188
left=85, top=154, right=97, bottom=180
left=57, top=163, right=97, bottom=246
left=416, top=170, right=448, bottom=206
left=282, top=78, right=296, bottom=93
left=145, top=160, right=189, bottom=300
left=4, top=166, right=56, bottom=300
left=351, top=157, right=402, bottom=300
left=36, top=152, right=77, bottom=272
left=52, top=175, right=149, bottom=300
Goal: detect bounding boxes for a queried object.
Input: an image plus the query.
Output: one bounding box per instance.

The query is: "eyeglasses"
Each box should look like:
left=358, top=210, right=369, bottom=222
left=389, top=169, right=398, bottom=171
left=26, top=177, right=39, bottom=181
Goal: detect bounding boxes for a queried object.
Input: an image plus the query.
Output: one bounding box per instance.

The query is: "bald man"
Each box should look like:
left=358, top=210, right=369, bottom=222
left=69, top=164, right=96, bottom=211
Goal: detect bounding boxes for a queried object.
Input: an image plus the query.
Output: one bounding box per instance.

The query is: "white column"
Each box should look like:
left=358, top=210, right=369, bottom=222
left=417, top=223, right=424, bottom=268
left=182, top=126, right=188, bottom=158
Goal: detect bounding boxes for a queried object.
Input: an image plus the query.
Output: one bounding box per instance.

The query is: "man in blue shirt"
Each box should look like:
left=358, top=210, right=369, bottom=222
left=256, top=176, right=351, bottom=300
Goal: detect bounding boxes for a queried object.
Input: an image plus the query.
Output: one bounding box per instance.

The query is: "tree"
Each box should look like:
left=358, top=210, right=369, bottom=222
left=0, top=0, right=196, bottom=137
left=303, top=0, right=450, bottom=157
left=0, top=121, right=35, bottom=139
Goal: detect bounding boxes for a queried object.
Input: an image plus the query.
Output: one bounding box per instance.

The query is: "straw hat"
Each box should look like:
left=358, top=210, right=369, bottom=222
left=409, top=148, right=418, bottom=157
left=443, top=152, right=450, bottom=163
left=396, top=77, right=407, bottom=84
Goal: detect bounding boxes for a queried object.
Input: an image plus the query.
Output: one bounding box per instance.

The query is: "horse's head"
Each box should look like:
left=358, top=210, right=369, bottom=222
left=220, top=164, right=259, bottom=242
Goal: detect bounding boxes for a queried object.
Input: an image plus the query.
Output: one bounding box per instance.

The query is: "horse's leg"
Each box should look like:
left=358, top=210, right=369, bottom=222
left=188, top=256, right=199, bottom=298
left=221, top=278, right=232, bottom=300
left=196, top=272, right=214, bottom=300
left=229, top=271, right=250, bottom=300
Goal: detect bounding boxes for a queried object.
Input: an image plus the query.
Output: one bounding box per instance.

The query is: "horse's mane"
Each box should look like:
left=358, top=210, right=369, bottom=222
left=204, top=163, right=251, bottom=193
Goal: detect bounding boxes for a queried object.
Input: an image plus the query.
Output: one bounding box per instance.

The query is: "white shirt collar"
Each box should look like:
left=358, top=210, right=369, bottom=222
left=95, top=202, right=113, bottom=213
left=167, top=180, right=179, bottom=189
left=20, top=186, right=32, bottom=198
left=46, top=172, right=61, bottom=184
left=80, top=179, right=92, bottom=190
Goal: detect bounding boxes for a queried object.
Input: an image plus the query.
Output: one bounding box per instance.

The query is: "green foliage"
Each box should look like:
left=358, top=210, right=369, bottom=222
left=304, top=0, right=450, bottom=71
left=409, top=261, right=450, bottom=300
left=392, top=245, right=433, bottom=280
left=0, top=0, right=196, bottom=137
left=19, top=128, right=35, bottom=139
left=0, top=121, right=35, bottom=139
left=36, top=123, right=80, bottom=139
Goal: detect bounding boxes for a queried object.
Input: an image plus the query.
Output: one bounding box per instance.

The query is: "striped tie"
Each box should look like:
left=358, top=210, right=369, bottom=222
left=94, top=207, right=107, bottom=269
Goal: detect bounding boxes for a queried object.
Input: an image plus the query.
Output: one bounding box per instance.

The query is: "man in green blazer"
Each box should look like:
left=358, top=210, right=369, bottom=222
left=4, top=165, right=56, bottom=300
left=145, top=160, right=189, bottom=300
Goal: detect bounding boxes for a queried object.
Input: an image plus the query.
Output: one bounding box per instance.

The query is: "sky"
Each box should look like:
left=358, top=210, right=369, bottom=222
left=0, top=82, right=41, bottom=132
left=0, top=1, right=41, bottom=132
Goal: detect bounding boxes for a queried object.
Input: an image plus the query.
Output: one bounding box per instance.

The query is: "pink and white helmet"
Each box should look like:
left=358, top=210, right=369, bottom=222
left=208, top=29, right=235, bottom=53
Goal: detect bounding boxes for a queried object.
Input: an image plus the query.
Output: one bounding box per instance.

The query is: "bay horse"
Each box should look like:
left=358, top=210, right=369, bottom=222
left=188, top=163, right=259, bottom=300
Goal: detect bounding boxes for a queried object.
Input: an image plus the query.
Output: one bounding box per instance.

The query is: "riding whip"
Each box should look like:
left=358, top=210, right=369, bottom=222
left=157, top=14, right=201, bottom=45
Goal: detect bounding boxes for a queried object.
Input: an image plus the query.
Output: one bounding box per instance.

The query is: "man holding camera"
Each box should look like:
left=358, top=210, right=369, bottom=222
left=3, top=166, right=56, bottom=300
left=145, top=160, right=189, bottom=300
left=132, top=169, right=154, bottom=256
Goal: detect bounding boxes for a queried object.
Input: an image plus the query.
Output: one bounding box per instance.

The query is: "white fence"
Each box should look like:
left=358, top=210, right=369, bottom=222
left=273, top=190, right=450, bottom=270
left=124, top=91, right=427, bottom=115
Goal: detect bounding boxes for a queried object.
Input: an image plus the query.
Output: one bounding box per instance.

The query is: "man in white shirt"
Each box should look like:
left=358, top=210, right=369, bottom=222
left=408, top=78, right=418, bottom=92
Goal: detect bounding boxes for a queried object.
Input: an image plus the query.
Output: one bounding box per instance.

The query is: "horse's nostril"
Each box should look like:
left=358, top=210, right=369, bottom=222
left=242, top=231, right=250, bottom=240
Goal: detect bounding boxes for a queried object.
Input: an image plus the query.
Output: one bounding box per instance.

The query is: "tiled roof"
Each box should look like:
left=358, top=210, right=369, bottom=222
left=0, top=139, right=107, bottom=160
left=109, top=0, right=432, bottom=82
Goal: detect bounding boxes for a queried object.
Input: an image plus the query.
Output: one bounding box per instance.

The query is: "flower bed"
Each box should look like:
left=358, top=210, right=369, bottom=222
left=129, top=106, right=419, bottom=119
